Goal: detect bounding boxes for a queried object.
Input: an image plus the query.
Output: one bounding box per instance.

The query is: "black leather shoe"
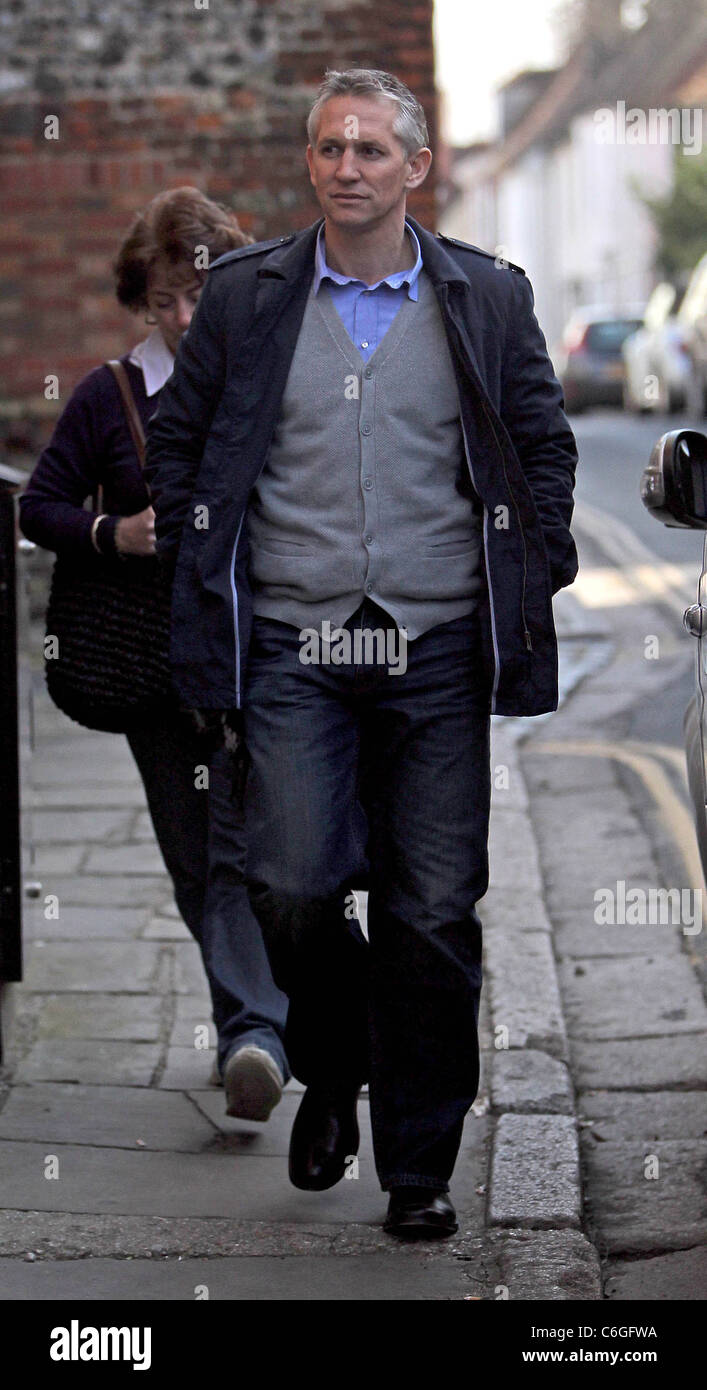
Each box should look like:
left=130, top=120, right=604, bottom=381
left=383, top=1187, right=458, bottom=1238
left=288, top=1084, right=361, bottom=1191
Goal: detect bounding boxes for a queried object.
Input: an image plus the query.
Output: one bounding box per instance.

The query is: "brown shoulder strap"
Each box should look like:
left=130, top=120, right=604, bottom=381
left=106, top=359, right=147, bottom=471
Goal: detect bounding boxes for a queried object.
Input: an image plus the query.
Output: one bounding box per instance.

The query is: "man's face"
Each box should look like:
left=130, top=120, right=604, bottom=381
left=306, top=95, right=429, bottom=231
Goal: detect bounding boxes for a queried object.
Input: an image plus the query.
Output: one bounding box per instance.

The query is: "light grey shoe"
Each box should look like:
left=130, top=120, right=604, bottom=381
left=223, top=1044, right=284, bottom=1122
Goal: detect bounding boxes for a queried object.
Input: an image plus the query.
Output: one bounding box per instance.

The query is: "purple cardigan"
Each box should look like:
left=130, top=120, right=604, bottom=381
left=19, top=356, right=158, bottom=558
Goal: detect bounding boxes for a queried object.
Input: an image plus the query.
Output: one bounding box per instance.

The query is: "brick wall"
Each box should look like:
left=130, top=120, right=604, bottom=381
left=0, top=0, right=438, bottom=455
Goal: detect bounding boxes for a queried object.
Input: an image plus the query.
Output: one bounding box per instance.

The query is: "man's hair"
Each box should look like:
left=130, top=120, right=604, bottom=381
left=306, top=68, right=429, bottom=158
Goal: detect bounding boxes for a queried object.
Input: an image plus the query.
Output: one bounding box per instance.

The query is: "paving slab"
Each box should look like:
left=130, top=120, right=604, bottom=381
left=0, top=1252, right=484, bottom=1301
left=142, top=917, right=192, bottom=941
left=30, top=876, right=167, bottom=907
left=523, top=750, right=618, bottom=796
left=495, top=1228, right=602, bottom=1301
left=490, top=1050, right=574, bottom=1115
left=578, top=1091, right=707, bottom=1142
left=132, top=811, right=160, bottom=841
left=478, top=887, right=551, bottom=935
left=476, top=991, right=494, bottom=1053
left=30, top=758, right=141, bottom=786
left=528, top=786, right=658, bottom=860
left=544, top=859, right=661, bottom=921
left=0, top=1085, right=215, bottom=1151
left=83, top=844, right=166, bottom=875
left=0, top=1114, right=488, bottom=1226
left=27, top=847, right=85, bottom=874
left=172, top=994, right=216, bottom=1024
left=34, top=993, right=164, bottom=1042
left=570, top=1035, right=707, bottom=1090
left=604, top=1245, right=707, bottom=1300
left=157, top=900, right=180, bottom=919
left=159, top=1047, right=221, bottom=1090
left=24, top=783, right=148, bottom=808
left=488, top=808, right=543, bottom=892
left=489, top=784, right=530, bottom=822
left=169, top=1016, right=217, bottom=1047
left=13, top=1040, right=161, bottom=1086
left=0, top=1209, right=491, bottom=1262
left=530, top=792, right=659, bottom=918
left=24, top=904, right=149, bottom=941
left=582, top=1139, right=707, bottom=1254
left=171, top=943, right=210, bottom=996
left=559, top=955, right=706, bottom=1039
left=21, top=940, right=162, bottom=993
left=29, top=810, right=134, bottom=844
left=552, top=908, right=684, bottom=959
left=488, top=750, right=531, bottom=813
left=0, top=1140, right=381, bottom=1225
left=189, top=1089, right=343, bottom=1156
left=485, top=930, right=568, bottom=1058
left=488, top=1114, right=580, bottom=1229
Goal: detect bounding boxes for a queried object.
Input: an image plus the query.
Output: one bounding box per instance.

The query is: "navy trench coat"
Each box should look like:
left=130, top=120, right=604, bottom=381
left=144, top=215, right=578, bottom=717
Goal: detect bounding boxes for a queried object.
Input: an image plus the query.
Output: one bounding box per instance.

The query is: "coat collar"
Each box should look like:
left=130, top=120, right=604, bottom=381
left=255, top=214, right=471, bottom=289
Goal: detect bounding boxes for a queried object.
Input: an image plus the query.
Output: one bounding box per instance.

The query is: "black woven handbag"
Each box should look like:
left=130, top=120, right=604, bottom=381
left=44, top=360, right=176, bottom=733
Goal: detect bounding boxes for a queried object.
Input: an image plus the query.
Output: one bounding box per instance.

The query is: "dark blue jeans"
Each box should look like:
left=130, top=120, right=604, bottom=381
left=242, top=602, right=491, bottom=1190
left=127, top=714, right=289, bottom=1081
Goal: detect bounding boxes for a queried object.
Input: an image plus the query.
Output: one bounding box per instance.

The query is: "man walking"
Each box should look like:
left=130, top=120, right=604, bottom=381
left=146, top=68, right=578, bottom=1238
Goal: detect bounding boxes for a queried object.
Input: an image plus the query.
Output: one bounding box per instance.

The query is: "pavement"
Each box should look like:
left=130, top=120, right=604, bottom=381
left=0, top=523, right=705, bottom=1301
left=519, top=518, right=707, bottom=1302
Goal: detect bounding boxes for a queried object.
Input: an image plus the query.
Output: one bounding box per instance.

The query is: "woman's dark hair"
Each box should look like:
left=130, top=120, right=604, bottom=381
left=113, top=186, right=253, bottom=311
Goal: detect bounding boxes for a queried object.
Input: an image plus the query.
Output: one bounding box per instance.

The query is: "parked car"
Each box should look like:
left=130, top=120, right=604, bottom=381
left=640, top=428, right=707, bottom=881
left=676, top=252, right=707, bottom=416
left=622, top=281, right=690, bottom=414
left=554, top=306, right=644, bottom=412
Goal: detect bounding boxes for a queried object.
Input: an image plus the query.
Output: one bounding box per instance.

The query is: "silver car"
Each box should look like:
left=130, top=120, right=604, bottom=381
left=641, top=428, right=707, bottom=879
left=623, top=282, right=690, bottom=415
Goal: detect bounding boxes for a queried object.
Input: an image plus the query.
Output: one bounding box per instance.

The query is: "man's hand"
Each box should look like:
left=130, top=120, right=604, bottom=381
left=190, top=706, right=244, bottom=752
left=115, top=506, right=156, bottom=556
left=190, top=707, right=250, bottom=801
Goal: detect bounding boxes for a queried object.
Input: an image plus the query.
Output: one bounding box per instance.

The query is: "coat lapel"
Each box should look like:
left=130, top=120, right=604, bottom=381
left=405, top=217, right=488, bottom=388
left=249, top=221, right=321, bottom=335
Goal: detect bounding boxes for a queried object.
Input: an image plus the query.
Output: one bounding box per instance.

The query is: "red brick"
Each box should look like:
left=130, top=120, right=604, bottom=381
left=0, top=0, right=436, bottom=411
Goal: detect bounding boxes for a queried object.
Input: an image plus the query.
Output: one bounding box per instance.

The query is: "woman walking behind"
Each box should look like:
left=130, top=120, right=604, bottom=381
left=19, top=187, right=289, bottom=1121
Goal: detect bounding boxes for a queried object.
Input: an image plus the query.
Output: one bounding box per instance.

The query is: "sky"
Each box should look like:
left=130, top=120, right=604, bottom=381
left=433, top=0, right=563, bottom=145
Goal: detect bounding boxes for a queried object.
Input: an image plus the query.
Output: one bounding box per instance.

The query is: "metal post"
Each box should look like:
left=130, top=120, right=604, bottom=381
left=0, top=474, right=23, bottom=1061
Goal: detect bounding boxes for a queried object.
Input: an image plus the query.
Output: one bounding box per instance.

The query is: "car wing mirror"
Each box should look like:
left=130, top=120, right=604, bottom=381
left=640, top=429, right=707, bottom=529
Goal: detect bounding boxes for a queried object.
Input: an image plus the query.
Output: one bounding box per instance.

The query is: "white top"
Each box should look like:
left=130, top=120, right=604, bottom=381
left=128, top=327, right=175, bottom=397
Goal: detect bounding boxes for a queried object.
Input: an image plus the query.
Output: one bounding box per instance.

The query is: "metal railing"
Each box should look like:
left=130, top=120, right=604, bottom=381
left=0, top=472, right=23, bottom=1056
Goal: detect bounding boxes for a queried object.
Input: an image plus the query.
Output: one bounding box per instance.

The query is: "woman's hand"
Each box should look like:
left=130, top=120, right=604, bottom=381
left=114, top=506, right=156, bottom=556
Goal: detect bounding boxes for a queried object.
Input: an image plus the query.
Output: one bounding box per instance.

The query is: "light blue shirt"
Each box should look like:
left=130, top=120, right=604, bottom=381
left=313, top=220, right=423, bottom=362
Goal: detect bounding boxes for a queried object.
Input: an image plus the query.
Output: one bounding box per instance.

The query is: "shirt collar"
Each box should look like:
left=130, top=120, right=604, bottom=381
left=128, top=327, right=174, bottom=397
left=313, top=219, right=422, bottom=300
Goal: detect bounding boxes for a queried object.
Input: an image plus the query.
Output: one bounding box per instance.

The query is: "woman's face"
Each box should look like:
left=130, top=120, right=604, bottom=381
left=145, top=258, right=203, bottom=355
